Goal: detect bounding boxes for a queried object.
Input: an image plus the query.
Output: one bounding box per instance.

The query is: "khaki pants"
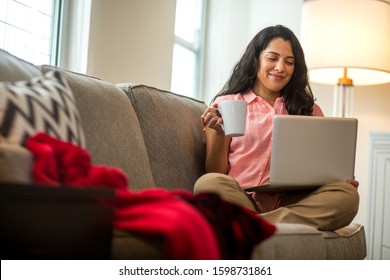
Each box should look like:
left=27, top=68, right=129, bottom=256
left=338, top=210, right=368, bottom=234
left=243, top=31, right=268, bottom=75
left=194, top=173, right=359, bottom=231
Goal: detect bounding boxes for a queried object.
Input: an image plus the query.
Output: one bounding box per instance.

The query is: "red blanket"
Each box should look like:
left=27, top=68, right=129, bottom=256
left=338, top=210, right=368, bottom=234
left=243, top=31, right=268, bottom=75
left=25, top=132, right=275, bottom=259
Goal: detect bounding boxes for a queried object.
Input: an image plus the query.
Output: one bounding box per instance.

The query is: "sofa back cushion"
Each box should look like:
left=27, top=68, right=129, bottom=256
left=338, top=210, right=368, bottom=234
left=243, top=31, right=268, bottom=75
left=0, top=49, right=42, bottom=82
left=40, top=66, right=155, bottom=190
left=121, top=84, right=207, bottom=191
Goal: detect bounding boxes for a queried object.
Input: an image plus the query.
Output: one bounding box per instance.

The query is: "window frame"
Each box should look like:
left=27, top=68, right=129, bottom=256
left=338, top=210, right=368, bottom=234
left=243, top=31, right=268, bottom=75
left=50, top=0, right=62, bottom=66
left=171, top=0, right=206, bottom=99
left=0, top=0, right=62, bottom=66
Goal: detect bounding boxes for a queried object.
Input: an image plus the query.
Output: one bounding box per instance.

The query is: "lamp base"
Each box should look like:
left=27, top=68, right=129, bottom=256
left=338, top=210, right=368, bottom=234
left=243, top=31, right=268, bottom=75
left=333, top=84, right=354, bottom=118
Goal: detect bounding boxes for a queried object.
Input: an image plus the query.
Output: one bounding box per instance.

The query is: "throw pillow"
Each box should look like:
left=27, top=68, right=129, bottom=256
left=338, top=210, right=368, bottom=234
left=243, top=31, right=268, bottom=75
left=0, top=70, right=86, bottom=147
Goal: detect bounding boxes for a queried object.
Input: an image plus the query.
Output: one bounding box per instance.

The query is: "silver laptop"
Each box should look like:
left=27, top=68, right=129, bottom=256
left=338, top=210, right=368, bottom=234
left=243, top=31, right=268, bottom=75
left=244, top=115, right=358, bottom=192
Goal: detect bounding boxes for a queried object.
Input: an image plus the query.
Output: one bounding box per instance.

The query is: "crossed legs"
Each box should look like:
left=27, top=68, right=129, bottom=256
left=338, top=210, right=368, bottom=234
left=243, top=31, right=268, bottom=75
left=194, top=173, right=359, bottom=231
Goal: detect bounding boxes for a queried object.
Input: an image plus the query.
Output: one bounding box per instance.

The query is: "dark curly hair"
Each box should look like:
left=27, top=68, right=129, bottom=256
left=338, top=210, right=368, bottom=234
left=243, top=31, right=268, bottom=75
left=213, top=25, right=314, bottom=116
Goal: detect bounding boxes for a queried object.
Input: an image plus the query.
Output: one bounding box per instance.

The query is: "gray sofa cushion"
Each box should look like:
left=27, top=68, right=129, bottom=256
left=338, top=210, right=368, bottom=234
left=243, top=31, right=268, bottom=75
left=120, top=84, right=207, bottom=191
left=40, top=66, right=155, bottom=190
left=0, top=49, right=42, bottom=82
left=252, top=222, right=366, bottom=259
left=0, top=143, right=32, bottom=184
left=111, top=230, right=163, bottom=259
left=252, top=223, right=326, bottom=259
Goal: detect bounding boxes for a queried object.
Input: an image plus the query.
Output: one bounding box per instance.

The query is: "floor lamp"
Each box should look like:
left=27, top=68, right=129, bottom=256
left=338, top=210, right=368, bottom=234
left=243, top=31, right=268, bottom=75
left=300, top=0, right=390, bottom=118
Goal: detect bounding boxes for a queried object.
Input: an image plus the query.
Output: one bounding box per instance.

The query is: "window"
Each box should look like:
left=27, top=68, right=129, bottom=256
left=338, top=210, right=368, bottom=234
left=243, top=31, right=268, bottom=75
left=171, top=0, right=205, bottom=99
left=0, top=0, right=61, bottom=65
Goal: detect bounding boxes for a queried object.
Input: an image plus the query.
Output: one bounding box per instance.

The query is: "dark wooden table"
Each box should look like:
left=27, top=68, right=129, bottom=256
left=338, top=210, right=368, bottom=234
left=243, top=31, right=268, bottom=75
left=0, top=182, right=115, bottom=260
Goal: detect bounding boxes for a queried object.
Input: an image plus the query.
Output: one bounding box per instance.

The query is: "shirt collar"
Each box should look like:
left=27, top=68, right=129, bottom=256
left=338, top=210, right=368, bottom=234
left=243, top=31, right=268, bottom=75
left=242, top=90, right=284, bottom=104
left=242, top=90, right=258, bottom=104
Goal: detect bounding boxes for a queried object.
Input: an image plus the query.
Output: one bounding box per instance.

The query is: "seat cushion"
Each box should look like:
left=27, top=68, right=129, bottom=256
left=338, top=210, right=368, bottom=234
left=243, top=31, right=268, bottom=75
left=252, top=223, right=326, bottom=259
left=252, top=223, right=366, bottom=259
left=111, top=230, right=164, bottom=260
left=0, top=143, right=32, bottom=184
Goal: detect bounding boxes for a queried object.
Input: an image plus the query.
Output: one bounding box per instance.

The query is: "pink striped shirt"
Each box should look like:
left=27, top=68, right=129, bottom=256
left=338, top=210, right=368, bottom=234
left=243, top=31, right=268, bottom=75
left=212, top=90, right=324, bottom=189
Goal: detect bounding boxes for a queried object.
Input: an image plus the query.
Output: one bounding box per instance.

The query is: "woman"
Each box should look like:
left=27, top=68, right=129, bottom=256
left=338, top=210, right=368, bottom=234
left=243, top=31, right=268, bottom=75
left=196, top=25, right=359, bottom=231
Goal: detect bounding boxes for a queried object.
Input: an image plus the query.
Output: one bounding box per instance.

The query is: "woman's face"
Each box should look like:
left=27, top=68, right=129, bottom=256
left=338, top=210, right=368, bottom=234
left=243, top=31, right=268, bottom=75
left=254, top=37, right=295, bottom=96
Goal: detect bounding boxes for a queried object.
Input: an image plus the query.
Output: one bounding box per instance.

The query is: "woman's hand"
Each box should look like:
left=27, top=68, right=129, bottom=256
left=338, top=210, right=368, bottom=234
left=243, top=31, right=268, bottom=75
left=201, top=104, right=231, bottom=173
left=201, top=104, right=224, bottom=134
left=347, top=178, right=359, bottom=189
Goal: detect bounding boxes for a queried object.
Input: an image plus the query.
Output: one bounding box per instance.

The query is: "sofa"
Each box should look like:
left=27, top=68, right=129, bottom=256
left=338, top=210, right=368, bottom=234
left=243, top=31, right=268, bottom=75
left=0, top=49, right=366, bottom=259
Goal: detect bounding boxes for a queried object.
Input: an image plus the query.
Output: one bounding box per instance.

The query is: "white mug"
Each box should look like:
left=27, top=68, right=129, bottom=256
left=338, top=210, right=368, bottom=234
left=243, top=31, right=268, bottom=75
left=219, top=100, right=247, bottom=137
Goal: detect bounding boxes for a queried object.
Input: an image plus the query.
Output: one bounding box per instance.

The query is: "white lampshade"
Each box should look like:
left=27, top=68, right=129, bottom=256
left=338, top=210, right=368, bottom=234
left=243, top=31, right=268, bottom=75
left=300, top=0, right=390, bottom=86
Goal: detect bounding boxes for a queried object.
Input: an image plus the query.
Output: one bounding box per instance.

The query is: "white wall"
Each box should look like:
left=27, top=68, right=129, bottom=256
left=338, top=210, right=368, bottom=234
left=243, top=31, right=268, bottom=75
left=87, top=0, right=176, bottom=90
left=248, top=0, right=304, bottom=38
left=201, top=0, right=251, bottom=103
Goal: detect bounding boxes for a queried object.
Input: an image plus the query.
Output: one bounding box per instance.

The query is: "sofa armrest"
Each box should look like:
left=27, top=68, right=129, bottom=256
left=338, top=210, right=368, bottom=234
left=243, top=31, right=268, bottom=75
left=0, top=143, right=33, bottom=184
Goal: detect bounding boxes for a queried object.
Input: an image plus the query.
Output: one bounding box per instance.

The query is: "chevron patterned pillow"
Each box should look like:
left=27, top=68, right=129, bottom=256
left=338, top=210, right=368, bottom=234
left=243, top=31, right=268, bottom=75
left=0, top=70, right=86, bottom=147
